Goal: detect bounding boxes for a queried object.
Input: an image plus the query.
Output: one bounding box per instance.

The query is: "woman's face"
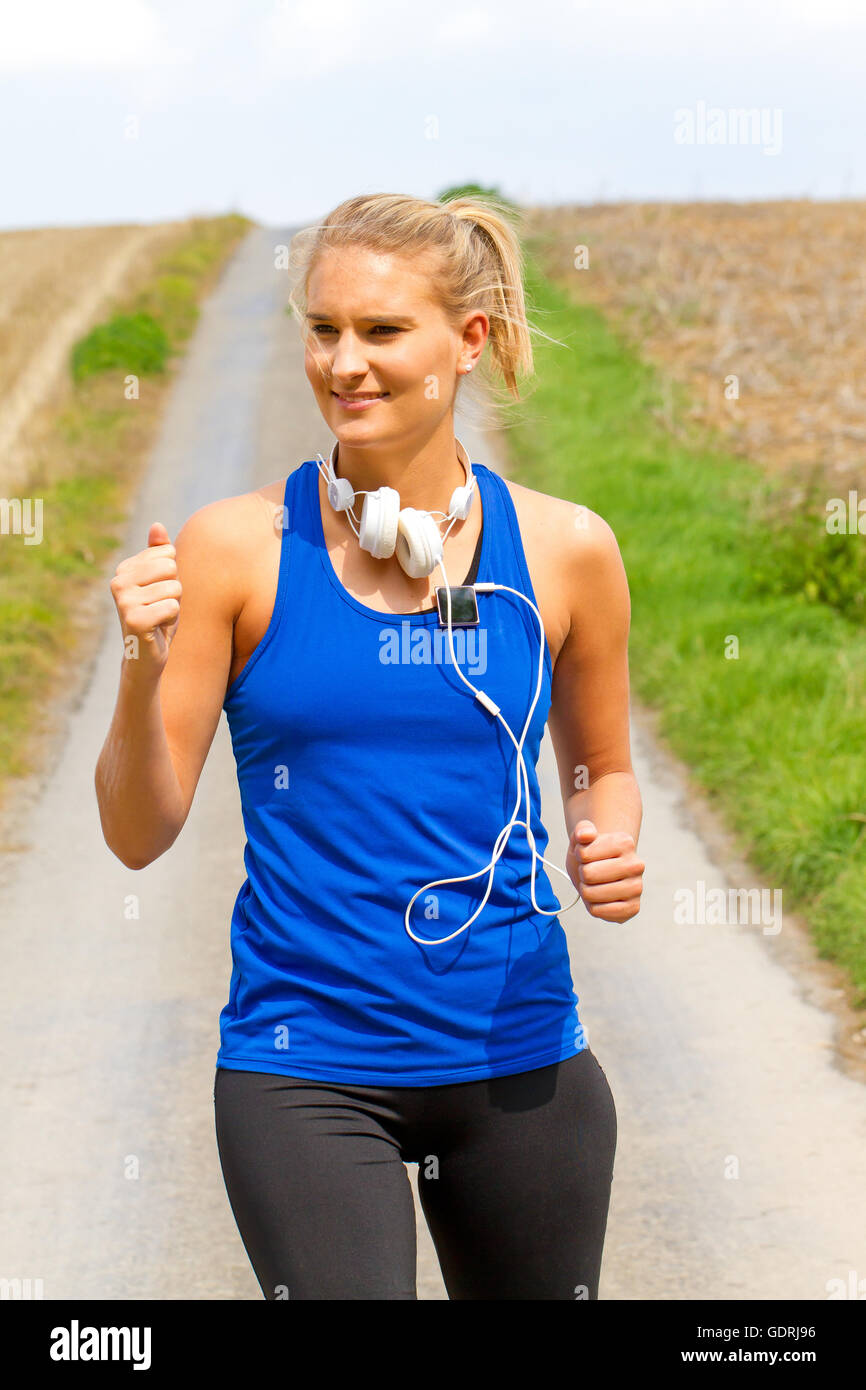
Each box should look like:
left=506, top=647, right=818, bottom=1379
left=302, top=243, right=487, bottom=450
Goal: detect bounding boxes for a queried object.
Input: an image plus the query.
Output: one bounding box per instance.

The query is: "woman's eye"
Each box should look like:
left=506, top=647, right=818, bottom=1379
left=310, top=325, right=401, bottom=337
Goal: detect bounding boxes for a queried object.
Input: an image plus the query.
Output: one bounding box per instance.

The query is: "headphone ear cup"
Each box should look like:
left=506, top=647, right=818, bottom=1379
left=359, top=486, right=400, bottom=559
left=448, top=482, right=474, bottom=520
left=396, top=508, right=443, bottom=579
left=328, top=476, right=355, bottom=511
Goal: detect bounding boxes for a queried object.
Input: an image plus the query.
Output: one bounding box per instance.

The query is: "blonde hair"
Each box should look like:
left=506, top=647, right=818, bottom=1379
left=285, top=191, right=541, bottom=414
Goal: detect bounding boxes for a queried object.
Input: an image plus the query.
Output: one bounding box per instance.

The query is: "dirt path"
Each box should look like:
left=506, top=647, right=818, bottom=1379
left=1, top=225, right=863, bottom=1300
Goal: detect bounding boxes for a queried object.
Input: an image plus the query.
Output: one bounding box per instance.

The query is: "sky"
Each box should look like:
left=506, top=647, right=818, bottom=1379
left=0, top=0, right=864, bottom=230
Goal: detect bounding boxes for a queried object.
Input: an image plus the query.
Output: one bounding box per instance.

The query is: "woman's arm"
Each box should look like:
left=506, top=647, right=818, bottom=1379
left=94, top=500, right=242, bottom=869
left=547, top=508, right=644, bottom=919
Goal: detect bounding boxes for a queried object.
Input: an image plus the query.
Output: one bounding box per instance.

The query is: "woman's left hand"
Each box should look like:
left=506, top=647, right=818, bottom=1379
left=566, top=819, right=645, bottom=922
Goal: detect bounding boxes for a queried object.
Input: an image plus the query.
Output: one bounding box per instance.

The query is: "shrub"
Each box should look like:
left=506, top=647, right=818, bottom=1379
left=70, top=312, right=170, bottom=383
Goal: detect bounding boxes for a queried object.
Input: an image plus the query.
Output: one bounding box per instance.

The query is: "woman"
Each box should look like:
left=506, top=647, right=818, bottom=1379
left=95, top=192, right=644, bottom=1300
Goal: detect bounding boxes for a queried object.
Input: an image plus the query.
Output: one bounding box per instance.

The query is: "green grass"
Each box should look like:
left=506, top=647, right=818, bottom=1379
left=0, top=474, right=127, bottom=775
left=507, top=250, right=866, bottom=1003
left=71, top=311, right=170, bottom=382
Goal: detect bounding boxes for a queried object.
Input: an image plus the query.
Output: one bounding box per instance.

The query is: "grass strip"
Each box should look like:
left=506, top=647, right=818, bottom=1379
left=0, top=214, right=252, bottom=791
left=505, top=248, right=866, bottom=1004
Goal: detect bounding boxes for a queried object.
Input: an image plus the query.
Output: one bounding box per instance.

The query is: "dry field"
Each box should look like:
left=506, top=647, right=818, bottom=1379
left=524, top=199, right=866, bottom=488
left=0, top=220, right=201, bottom=496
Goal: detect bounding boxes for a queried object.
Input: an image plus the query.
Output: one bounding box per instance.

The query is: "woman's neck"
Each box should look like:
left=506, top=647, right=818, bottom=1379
left=332, top=430, right=470, bottom=517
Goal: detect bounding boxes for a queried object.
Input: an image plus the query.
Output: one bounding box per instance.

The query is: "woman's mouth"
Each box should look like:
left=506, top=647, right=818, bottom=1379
left=331, top=391, right=389, bottom=410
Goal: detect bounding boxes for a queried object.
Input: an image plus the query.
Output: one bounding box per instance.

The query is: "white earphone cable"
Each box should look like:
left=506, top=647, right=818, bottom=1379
left=403, top=551, right=582, bottom=946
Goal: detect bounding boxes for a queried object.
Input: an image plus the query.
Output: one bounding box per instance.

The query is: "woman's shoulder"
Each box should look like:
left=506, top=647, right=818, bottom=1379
left=499, top=473, right=614, bottom=559
left=172, top=478, right=291, bottom=609
left=176, top=477, right=289, bottom=547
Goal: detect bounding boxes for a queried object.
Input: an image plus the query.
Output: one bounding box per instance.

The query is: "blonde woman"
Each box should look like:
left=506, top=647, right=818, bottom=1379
left=96, top=192, right=643, bottom=1300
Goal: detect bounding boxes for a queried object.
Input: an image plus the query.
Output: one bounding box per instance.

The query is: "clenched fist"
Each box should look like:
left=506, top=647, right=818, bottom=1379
left=566, top=820, right=644, bottom=922
left=109, top=522, right=182, bottom=673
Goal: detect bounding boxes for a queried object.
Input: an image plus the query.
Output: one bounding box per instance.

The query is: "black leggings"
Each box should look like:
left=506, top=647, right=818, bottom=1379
left=213, top=1047, right=616, bottom=1300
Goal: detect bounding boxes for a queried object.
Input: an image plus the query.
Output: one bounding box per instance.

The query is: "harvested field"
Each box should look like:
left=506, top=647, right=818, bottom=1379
left=524, top=200, right=866, bottom=487
left=0, top=221, right=199, bottom=496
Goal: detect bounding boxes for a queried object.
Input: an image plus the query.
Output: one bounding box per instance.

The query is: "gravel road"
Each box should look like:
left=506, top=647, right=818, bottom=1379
left=1, top=225, right=864, bottom=1301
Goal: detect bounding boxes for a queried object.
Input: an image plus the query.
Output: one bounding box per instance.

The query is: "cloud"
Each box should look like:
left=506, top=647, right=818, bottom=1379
left=258, top=0, right=541, bottom=79
left=259, top=0, right=404, bottom=79
left=0, top=0, right=183, bottom=70
left=258, top=0, right=866, bottom=80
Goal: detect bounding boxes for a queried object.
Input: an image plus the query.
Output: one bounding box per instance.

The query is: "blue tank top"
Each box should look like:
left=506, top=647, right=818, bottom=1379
left=216, top=457, right=587, bottom=1085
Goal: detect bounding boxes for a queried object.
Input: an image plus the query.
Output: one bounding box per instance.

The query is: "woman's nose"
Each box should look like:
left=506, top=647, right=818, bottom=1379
left=330, top=331, right=369, bottom=379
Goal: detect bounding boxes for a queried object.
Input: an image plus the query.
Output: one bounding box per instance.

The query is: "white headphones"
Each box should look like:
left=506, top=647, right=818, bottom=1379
left=315, top=439, right=476, bottom=579
left=316, top=439, right=583, bottom=944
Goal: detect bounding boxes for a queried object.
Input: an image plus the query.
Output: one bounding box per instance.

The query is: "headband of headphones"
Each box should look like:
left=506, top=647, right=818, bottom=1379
left=316, top=439, right=477, bottom=578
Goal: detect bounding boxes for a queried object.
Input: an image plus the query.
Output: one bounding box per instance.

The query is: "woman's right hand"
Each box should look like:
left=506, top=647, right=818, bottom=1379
left=109, top=521, right=183, bottom=675
left=97, top=500, right=239, bottom=869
